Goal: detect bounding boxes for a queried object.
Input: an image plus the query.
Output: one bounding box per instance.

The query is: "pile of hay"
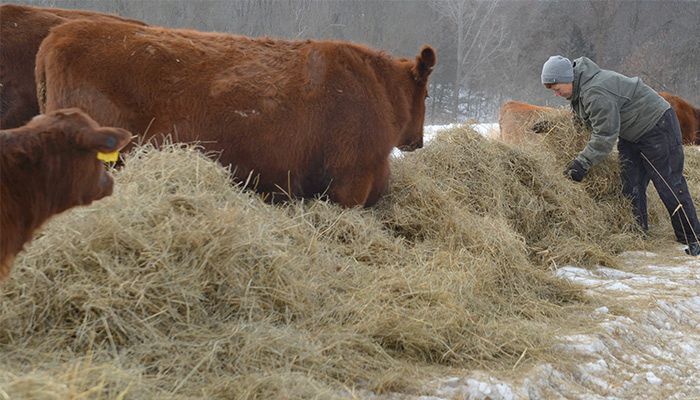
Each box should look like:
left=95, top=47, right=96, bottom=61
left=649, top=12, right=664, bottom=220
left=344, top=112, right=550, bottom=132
left=0, top=116, right=693, bottom=398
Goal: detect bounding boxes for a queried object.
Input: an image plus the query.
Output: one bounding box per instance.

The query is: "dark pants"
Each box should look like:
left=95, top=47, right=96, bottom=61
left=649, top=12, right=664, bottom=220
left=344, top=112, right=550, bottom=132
left=618, top=108, right=700, bottom=244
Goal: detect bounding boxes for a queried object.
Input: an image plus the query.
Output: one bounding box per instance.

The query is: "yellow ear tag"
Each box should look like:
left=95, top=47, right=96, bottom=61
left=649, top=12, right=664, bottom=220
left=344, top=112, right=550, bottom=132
left=97, top=151, right=119, bottom=163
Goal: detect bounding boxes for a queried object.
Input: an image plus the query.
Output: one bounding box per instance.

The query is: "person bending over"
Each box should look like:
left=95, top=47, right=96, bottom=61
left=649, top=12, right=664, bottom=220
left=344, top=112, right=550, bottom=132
left=541, top=55, right=700, bottom=256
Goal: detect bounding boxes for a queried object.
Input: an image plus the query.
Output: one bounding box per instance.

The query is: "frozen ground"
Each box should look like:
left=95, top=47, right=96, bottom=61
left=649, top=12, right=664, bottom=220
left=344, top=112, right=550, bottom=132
left=362, top=245, right=700, bottom=399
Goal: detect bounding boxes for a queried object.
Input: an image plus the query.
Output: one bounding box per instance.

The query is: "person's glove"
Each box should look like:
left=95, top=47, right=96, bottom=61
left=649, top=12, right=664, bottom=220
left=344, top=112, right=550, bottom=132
left=564, top=159, right=587, bottom=182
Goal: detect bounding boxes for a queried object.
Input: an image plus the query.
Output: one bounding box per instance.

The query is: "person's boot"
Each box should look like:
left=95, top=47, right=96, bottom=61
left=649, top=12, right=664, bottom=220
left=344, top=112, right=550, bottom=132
left=685, top=242, right=700, bottom=256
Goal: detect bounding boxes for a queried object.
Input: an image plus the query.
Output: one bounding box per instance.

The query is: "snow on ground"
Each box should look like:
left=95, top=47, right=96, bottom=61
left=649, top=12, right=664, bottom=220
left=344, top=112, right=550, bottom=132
left=425, top=122, right=499, bottom=142
left=469, top=122, right=500, bottom=139
left=362, top=246, right=700, bottom=399
left=393, top=122, right=499, bottom=158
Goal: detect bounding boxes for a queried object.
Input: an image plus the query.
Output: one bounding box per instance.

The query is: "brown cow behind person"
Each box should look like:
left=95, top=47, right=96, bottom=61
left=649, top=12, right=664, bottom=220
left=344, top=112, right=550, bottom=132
left=498, top=100, right=559, bottom=143
left=0, top=3, right=145, bottom=129
left=36, top=20, right=436, bottom=207
left=0, top=108, right=132, bottom=281
left=659, top=92, right=700, bottom=145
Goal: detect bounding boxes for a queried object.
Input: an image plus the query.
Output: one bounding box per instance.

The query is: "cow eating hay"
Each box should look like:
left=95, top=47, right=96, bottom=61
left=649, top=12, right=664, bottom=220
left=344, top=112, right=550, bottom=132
left=497, top=100, right=559, bottom=144
left=0, top=108, right=132, bottom=281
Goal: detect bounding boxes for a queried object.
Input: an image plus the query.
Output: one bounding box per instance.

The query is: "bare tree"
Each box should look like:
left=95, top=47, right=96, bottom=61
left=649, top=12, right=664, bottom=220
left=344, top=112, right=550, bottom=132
left=11, top=0, right=700, bottom=121
left=429, top=0, right=512, bottom=120
left=586, top=0, right=619, bottom=65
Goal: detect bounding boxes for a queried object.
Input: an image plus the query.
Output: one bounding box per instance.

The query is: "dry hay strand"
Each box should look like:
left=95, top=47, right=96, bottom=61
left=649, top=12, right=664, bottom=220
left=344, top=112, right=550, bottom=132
left=683, top=147, right=700, bottom=224
left=0, top=126, right=652, bottom=398
left=667, top=146, right=700, bottom=244
left=0, top=351, right=147, bottom=400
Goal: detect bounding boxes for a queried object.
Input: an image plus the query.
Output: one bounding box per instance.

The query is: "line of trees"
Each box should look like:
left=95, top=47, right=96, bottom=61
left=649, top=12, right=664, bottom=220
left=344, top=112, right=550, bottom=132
left=17, top=0, right=700, bottom=123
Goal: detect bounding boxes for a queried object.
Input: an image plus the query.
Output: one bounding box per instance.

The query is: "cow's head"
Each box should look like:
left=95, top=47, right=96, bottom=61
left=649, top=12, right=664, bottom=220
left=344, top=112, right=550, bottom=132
left=397, top=45, right=436, bottom=152
left=25, top=108, right=132, bottom=213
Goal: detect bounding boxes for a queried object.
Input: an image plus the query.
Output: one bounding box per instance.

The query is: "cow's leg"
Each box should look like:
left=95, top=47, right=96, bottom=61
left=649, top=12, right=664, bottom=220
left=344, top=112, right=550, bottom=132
left=330, top=172, right=375, bottom=208
left=0, top=257, right=12, bottom=282
left=1, top=87, right=39, bottom=129
left=364, top=161, right=390, bottom=207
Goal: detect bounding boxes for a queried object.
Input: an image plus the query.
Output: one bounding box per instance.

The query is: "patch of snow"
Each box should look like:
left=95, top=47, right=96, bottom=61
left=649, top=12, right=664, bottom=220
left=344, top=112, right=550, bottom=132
left=620, top=251, right=657, bottom=258
left=581, top=359, right=609, bottom=374
left=555, top=265, right=594, bottom=279
left=557, top=334, right=608, bottom=355
left=471, top=122, right=500, bottom=138
left=594, top=306, right=609, bottom=314
left=602, top=281, right=633, bottom=291
left=393, top=122, right=497, bottom=158
left=646, top=371, right=663, bottom=385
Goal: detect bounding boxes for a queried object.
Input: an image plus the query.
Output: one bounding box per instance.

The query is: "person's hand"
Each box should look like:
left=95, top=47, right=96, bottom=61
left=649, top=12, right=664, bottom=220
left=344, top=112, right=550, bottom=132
left=564, top=159, right=587, bottom=182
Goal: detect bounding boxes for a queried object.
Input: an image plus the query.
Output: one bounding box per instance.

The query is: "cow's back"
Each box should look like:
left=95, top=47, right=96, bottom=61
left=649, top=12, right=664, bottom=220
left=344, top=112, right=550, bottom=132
left=38, top=21, right=399, bottom=196
left=39, top=22, right=316, bottom=185
left=498, top=101, right=557, bottom=143
left=0, top=4, right=143, bottom=129
left=659, top=92, right=699, bottom=145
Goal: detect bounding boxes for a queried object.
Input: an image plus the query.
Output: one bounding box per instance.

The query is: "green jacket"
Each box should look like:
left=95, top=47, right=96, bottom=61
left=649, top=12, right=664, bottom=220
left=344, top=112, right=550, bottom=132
left=570, top=57, right=670, bottom=169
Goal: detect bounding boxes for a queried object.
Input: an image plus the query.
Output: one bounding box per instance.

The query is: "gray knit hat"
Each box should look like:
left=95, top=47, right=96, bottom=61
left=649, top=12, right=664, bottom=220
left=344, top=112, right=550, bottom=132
left=541, top=55, right=573, bottom=84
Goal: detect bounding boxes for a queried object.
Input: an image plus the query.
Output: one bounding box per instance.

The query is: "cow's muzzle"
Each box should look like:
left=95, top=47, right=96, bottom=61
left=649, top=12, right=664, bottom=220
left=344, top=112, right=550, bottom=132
left=94, top=171, right=115, bottom=201
left=398, top=140, right=423, bottom=152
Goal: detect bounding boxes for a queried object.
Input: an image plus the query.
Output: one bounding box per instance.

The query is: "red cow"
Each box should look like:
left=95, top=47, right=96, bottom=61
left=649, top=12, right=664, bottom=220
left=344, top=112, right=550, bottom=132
left=35, top=20, right=436, bottom=207
left=0, top=3, right=144, bottom=129
left=659, top=92, right=700, bottom=145
left=498, top=101, right=559, bottom=143
left=0, top=108, right=132, bottom=281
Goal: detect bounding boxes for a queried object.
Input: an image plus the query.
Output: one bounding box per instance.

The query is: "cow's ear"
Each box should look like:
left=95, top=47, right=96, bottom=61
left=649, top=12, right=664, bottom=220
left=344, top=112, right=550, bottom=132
left=412, top=45, right=436, bottom=83
left=78, top=127, right=133, bottom=153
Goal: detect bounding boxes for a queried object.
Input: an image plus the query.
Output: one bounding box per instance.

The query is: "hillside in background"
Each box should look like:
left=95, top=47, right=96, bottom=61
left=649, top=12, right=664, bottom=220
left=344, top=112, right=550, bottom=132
left=12, top=0, right=700, bottom=122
